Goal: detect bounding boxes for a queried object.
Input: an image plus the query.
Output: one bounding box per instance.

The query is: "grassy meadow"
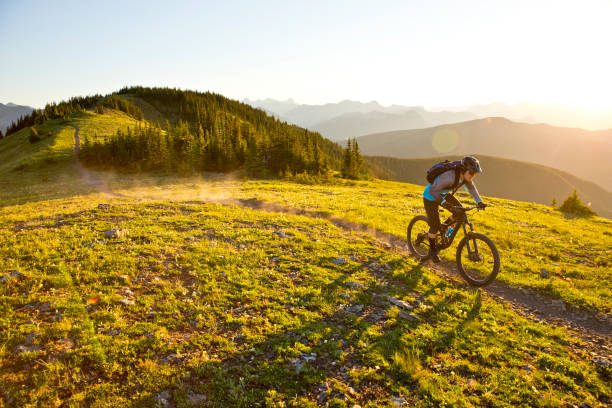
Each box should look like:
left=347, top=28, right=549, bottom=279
left=1, top=198, right=610, bottom=407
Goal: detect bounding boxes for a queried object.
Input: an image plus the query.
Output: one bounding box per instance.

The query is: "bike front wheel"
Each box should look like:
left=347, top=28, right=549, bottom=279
left=456, top=232, right=500, bottom=287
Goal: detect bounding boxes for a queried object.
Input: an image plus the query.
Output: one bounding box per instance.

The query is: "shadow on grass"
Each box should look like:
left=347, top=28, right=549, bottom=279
left=130, top=263, right=483, bottom=407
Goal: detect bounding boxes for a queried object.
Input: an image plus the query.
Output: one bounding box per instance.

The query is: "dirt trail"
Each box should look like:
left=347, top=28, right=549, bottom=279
left=226, top=197, right=612, bottom=361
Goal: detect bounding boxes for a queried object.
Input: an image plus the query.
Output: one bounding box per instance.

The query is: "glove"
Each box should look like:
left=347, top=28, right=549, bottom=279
left=477, top=202, right=487, bottom=209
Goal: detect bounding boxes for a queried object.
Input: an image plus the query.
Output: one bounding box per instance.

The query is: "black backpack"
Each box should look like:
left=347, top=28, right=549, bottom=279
left=426, top=160, right=463, bottom=188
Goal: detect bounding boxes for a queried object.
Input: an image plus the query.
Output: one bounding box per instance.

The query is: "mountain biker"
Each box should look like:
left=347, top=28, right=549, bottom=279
left=422, top=156, right=487, bottom=263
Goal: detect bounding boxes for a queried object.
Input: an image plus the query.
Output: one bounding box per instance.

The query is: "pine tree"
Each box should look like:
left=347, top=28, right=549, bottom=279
left=342, top=138, right=353, bottom=178
left=558, top=190, right=597, bottom=217
left=351, top=138, right=363, bottom=178
left=0, top=128, right=3, bottom=140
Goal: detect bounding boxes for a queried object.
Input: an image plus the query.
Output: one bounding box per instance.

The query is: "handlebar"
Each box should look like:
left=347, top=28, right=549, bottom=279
left=451, top=205, right=482, bottom=212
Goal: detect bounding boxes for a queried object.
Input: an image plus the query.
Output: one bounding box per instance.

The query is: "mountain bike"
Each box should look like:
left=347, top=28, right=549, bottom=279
left=407, top=204, right=500, bottom=286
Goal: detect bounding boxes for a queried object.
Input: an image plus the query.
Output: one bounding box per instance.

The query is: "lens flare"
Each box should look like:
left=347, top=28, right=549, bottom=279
left=432, top=127, right=460, bottom=153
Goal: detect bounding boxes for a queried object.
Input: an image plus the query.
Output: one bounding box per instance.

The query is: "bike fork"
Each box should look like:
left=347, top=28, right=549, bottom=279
left=463, top=222, right=479, bottom=255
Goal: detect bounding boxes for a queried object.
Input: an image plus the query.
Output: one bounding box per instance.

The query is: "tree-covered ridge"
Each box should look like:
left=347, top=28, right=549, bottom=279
left=4, top=94, right=143, bottom=137
left=81, top=112, right=329, bottom=177
left=3, top=86, right=348, bottom=177
left=117, top=86, right=344, bottom=171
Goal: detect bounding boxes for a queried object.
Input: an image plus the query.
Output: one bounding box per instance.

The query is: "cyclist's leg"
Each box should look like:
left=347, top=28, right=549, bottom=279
left=442, top=194, right=462, bottom=225
left=423, top=198, right=441, bottom=262
left=423, top=198, right=441, bottom=237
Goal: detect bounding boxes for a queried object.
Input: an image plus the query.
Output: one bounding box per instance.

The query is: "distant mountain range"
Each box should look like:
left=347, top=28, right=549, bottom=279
left=0, top=103, right=35, bottom=134
left=367, top=154, right=612, bottom=219
left=243, top=98, right=612, bottom=141
left=243, top=98, right=477, bottom=140
left=356, top=117, right=612, bottom=191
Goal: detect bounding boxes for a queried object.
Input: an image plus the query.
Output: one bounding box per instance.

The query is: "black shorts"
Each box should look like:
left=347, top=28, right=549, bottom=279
left=423, top=195, right=461, bottom=234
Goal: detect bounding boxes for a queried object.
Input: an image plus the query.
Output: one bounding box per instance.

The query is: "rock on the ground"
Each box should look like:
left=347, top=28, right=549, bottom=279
left=1, top=270, right=23, bottom=283
left=97, top=203, right=111, bottom=209
left=16, top=344, right=42, bottom=353
left=121, top=288, right=134, bottom=297
left=273, top=231, right=288, bottom=238
left=104, top=229, right=128, bottom=239
left=350, top=304, right=364, bottom=314
left=367, top=262, right=391, bottom=273
left=83, top=239, right=106, bottom=248
left=523, top=364, right=535, bottom=373
left=346, top=281, right=364, bottom=289
left=291, top=358, right=304, bottom=374
left=592, top=356, right=611, bottom=369
left=550, top=299, right=566, bottom=312
left=540, top=268, right=550, bottom=278
left=316, top=382, right=330, bottom=404
left=186, top=391, right=207, bottom=404
left=398, top=311, right=419, bottom=321
left=331, top=257, right=346, bottom=265
left=302, top=352, right=316, bottom=362
left=155, top=390, right=174, bottom=407
left=390, top=297, right=413, bottom=311
left=119, top=298, right=134, bottom=306
left=391, top=396, right=407, bottom=406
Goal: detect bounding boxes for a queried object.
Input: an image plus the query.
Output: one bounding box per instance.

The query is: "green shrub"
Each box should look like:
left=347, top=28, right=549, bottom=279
left=558, top=190, right=597, bottom=217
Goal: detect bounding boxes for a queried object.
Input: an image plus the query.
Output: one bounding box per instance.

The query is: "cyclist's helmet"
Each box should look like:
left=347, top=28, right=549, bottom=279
left=461, top=155, right=482, bottom=174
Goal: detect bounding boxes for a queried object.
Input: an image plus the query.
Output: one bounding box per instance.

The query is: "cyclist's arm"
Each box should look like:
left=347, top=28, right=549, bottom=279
left=463, top=180, right=483, bottom=203
left=429, top=170, right=455, bottom=203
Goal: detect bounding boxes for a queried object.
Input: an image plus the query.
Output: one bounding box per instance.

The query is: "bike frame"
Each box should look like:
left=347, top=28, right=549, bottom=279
left=438, top=205, right=481, bottom=251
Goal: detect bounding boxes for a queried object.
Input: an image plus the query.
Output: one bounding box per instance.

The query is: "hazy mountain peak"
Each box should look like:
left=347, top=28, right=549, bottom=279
left=0, top=102, right=36, bottom=133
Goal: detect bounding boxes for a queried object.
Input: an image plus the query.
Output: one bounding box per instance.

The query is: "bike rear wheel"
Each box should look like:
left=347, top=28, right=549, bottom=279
left=456, top=232, right=500, bottom=287
left=407, top=215, right=432, bottom=258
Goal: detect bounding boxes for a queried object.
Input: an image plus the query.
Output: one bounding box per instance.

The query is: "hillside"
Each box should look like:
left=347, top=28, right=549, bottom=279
left=355, top=117, right=612, bottom=191
left=1, top=169, right=611, bottom=406
left=2, top=88, right=348, bottom=179
left=367, top=154, right=612, bottom=218
left=311, top=110, right=426, bottom=141
left=0, top=102, right=34, bottom=134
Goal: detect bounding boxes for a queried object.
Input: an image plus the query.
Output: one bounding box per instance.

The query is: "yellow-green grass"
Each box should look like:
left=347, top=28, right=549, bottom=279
left=1, top=168, right=611, bottom=313
left=0, top=199, right=609, bottom=407
left=62, top=176, right=610, bottom=314
left=232, top=179, right=612, bottom=313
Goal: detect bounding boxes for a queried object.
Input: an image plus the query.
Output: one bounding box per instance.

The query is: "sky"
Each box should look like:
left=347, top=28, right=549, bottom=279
left=1, top=0, right=611, bottom=110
